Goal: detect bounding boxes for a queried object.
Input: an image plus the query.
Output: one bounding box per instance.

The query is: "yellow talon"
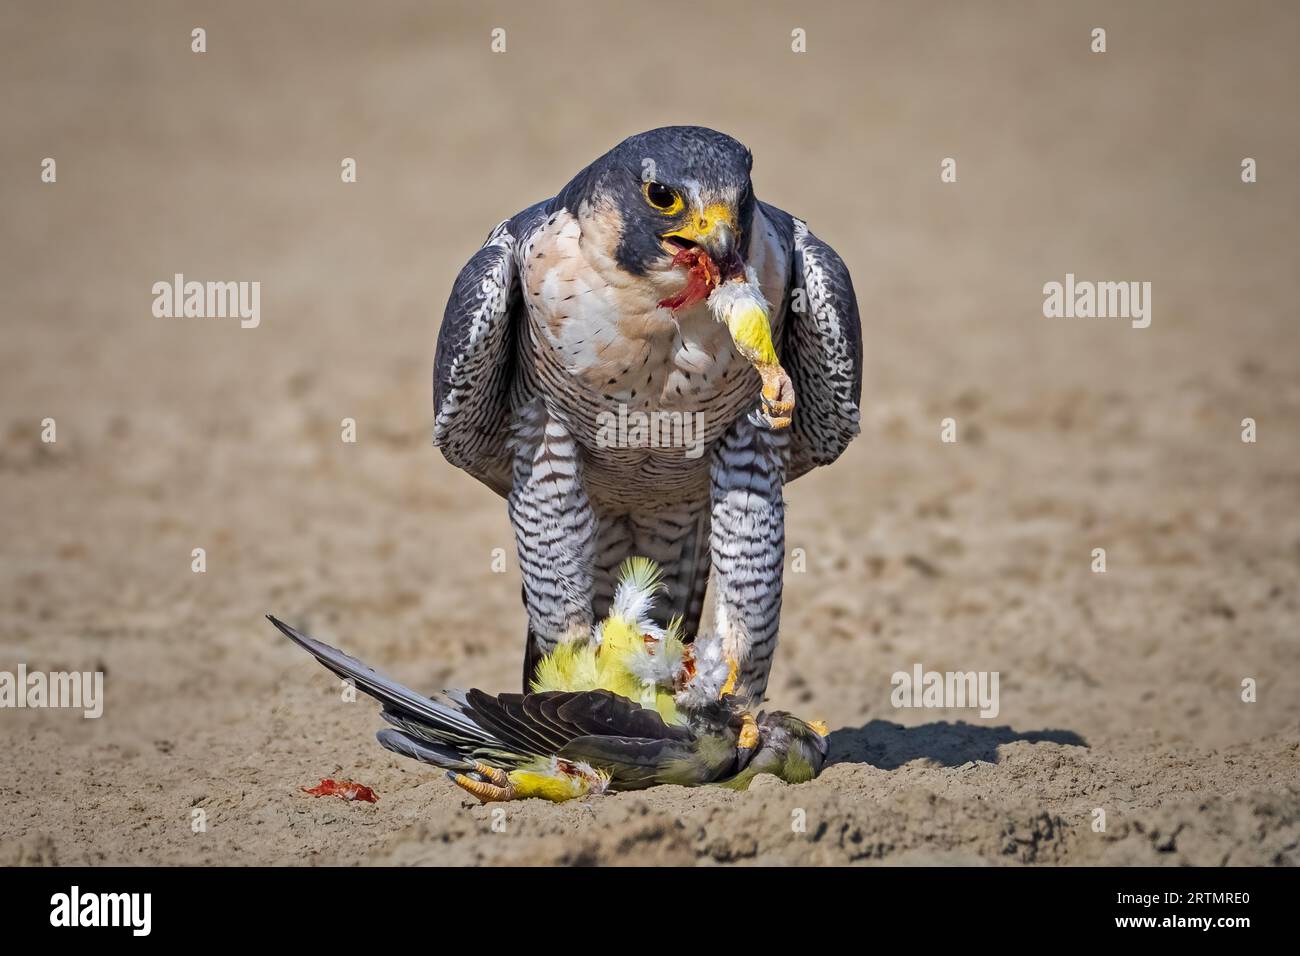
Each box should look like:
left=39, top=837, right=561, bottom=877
left=720, top=655, right=739, bottom=697
left=471, top=761, right=511, bottom=787
left=451, top=771, right=514, bottom=803
left=739, top=712, right=760, bottom=749
left=808, top=719, right=829, bottom=738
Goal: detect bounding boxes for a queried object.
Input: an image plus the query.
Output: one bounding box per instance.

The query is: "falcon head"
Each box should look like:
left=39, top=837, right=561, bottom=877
left=556, top=126, right=756, bottom=286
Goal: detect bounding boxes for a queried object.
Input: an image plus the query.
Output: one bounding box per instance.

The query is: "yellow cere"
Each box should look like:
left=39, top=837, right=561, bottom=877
left=661, top=201, right=735, bottom=240
left=698, top=202, right=736, bottom=232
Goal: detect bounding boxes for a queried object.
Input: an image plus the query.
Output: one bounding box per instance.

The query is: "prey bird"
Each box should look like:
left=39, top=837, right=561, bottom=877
left=433, top=126, right=862, bottom=698
left=269, top=559, right=829, bottom=803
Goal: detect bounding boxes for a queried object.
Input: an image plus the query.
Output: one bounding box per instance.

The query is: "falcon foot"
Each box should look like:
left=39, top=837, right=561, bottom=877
left=720, top=655, right=741, bottom=697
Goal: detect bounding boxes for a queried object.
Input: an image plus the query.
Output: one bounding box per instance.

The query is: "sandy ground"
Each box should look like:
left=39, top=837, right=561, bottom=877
left=2, top=1, right=1298, bottom=866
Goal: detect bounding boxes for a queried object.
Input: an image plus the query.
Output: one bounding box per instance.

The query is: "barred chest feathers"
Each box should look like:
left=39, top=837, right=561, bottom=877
left=516, top=205, right=789, bottom=466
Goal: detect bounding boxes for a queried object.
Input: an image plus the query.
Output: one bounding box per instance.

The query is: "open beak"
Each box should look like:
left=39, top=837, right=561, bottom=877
left=662, top=204, right=743, bottom=279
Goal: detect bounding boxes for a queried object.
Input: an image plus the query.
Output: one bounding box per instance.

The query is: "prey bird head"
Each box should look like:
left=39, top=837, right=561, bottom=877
left=741, top=712, right=831, bottom=784
left=557, top=126, right=756, bottom=284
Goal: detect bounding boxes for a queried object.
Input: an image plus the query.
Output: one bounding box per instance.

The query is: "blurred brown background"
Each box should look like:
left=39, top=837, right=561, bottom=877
left=1, top=1, right=1297, bottom=864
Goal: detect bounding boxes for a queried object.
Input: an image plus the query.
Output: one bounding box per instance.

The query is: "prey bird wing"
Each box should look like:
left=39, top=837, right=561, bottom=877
left=271, top=599, right=831, bottom=802
left=271, top=615, right=708, bottom=790
left=463, top=691, right=566, bottom=757
left=266, top=614, right=481, bottom=739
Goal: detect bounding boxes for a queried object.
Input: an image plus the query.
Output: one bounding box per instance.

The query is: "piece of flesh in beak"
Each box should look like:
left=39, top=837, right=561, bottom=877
left=708, top=275, right=795, bottom=429
left=658, top=247, right=720, bottom=311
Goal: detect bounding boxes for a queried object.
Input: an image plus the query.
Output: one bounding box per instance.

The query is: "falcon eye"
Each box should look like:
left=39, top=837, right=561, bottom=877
left=643, top=181, right=682, bottom=213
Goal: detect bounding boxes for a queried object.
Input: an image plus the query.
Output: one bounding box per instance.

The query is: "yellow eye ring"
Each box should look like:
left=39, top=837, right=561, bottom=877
left=642, top=181, right=684, bottom=216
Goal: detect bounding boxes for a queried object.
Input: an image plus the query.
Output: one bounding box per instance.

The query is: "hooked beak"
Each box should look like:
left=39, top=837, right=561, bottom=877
left=807, top=722, right=831, bottom=760
left=735, top=730, right=761, bottom=770
left=661, top=204, right=743, bottom=279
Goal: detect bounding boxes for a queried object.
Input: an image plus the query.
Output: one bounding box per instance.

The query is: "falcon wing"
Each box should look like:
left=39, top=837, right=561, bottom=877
left=761, top=201, right=864, bottom=482
left=432, top=201, right=549, bottom=497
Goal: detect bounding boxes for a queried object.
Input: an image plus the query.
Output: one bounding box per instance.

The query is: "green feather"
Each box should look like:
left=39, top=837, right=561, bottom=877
left=617, top=556, right=664, bottom=597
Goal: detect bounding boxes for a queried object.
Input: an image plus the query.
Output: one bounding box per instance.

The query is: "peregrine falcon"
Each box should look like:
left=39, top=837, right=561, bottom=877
left=433, top=126, right=861, bottom=699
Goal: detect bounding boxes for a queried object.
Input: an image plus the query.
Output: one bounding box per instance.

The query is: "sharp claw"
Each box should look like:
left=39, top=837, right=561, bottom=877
left=450, top=770, right=514, bottom=803
left=472, top=761, right=511, bottom=787
left=757, top=407, right=793, bottom=430
left=739, top=712, right=760, bottom=749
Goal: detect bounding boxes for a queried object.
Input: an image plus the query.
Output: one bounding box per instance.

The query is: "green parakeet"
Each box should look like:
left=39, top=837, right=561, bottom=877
left=270, top=560, right=829, bottom=803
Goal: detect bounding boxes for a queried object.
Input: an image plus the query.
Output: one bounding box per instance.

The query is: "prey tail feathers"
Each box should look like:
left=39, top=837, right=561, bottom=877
left=266, top=614, right=492, bottom=759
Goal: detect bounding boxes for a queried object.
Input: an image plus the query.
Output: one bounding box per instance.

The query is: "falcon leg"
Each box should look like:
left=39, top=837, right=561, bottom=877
left=709, top=417, right=788, bottom=701
left=508, top=405, right=597, bottom=690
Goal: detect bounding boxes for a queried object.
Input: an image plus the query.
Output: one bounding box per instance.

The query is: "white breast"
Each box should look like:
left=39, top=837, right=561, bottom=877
left=515, top=205, right=788, bottom=493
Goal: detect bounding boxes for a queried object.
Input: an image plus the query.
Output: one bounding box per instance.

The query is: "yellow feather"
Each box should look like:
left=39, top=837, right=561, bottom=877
left=527, top=558, right=687, bottom=724
left=507, top=769, right=588, bottom=803
left=616, top=556, right=664, bottom=597
left=531, top=640, right=600, bottom=693
left=653, top=688, right=680, bottom=725
left=726, top=302, right=779, bottom=367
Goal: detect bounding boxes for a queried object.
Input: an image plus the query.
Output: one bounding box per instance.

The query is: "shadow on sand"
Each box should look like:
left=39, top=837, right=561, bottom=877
left=827, top=719, right=1087, bottom=770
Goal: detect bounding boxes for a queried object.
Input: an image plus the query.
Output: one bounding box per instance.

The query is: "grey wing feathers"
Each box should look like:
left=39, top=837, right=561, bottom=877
left=557, top=736, right=693, bottom=788
left=432, top=202, right=548, bottom=497
left=270, top=615, right=700, bottom=785
left=375, top=729, right=475, bottom=770
left=763, top=202, right=863, bottom=482
left=465, top=688, right=692, bottom=750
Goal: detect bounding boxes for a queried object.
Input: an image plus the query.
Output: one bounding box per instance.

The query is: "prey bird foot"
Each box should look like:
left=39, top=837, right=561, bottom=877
left=449, top=766, right=515, bottom=803
left=757, top=365, right=795, bottom=430
left=472, top=761, right=511, bottom=787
